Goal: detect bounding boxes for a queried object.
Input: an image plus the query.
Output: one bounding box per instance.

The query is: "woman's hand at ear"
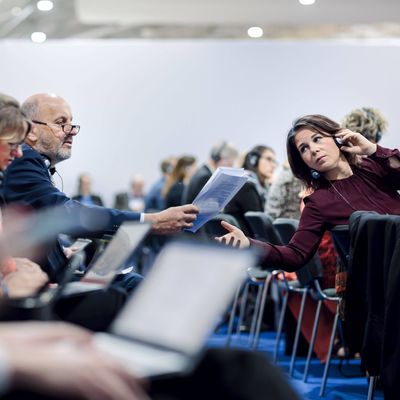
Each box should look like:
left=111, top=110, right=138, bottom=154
left=337, top=129, right=377, bottom=156
left=215, top=221, right=250, bottom=249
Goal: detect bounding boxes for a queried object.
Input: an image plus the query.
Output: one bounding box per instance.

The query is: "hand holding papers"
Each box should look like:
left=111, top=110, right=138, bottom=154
left=187, top=167, right=248, bottom=232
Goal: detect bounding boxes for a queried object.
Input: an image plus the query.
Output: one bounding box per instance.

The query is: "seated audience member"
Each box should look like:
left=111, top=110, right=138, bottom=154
left=72, top=173, right=104, bottom=206
left=265, top=160, right=303, bottom=220
left=0, top=93, right=48, bottom=298
left=342, top=106, right=386, bottom=144
left=217, top=114, right=400, bottom=272
left=0, top=93, right=198, bottom=281
left=145, top=157, right=176, bottom=212
left=225, top=145, right=277, bottom=236
left=114, top=175, right=146, bottom=212
left=183, top=141, right=239, bottom=204
left=163, top=155, right=197, bottom=208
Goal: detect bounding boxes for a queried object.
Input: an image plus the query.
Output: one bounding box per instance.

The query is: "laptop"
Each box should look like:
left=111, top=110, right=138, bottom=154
left=60, top=222, right=151, bottom=296
left=93, top=240, right=254, bottom=378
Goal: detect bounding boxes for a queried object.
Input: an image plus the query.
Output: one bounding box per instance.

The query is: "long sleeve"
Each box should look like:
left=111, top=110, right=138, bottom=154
left=368, top=145, right=400, bottom=189
left=2, top=147, right=140, bottom=235
left=251, top=195, right=325, bottom=271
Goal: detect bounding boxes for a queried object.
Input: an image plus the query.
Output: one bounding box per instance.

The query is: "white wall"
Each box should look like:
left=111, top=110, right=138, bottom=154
left=1, top=39, right=399, bottom=206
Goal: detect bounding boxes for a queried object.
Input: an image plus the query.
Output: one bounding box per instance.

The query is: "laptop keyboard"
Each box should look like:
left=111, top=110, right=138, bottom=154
left=93, top=333, right=188, bottom=378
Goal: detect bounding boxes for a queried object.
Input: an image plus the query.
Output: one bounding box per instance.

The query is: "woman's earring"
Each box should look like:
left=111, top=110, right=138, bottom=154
left=310, top=169, right=321, bottom=179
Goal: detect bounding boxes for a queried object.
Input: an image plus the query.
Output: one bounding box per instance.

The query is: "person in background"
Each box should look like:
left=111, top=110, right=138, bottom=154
left=0, top=92, right=48, bottom=299
left=145, top=157, right=176, bottom=212
left=72, top=173, right=104, bottom=206
left=265, top=160, right=303, bottom=220
left=114, top=174, right=146, bottom=212
left=342, top=107, right=386, bottom=144
left=163, top=155, right=197, bottom=208
left=225, top=145, right=277, bottom=236
left=183, top=141, right=239, bottom=204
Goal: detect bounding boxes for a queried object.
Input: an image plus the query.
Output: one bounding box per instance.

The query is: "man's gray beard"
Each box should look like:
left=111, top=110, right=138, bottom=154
left=55, top=148, right=71, bottom=163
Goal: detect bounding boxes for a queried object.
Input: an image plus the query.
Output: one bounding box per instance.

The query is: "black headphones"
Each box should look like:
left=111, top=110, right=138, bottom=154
left=247, top=151, right=261, bottom=168
left=211, top=141, right=227, bottom=163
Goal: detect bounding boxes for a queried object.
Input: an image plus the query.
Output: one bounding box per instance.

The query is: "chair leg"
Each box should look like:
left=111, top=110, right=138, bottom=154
left=236, top=282, right=250, bottom=337
left=252, top=275, right=272, bottom=350
left=274, top=290, right=288, bottom=363
left=248, top=284, right=263, bottom=345
left=319, top=302, right=340, bottom=397
left=289, top=288, right=308, bottom=377
left=226, top=285, right=241, bottom=347
left=303, top=299, right=322, bottom=382
left=367, top=375, right=377, bottom=400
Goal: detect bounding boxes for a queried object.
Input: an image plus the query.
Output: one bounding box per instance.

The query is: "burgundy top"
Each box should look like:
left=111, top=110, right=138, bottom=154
left=251, top=145, right=400, bottom=271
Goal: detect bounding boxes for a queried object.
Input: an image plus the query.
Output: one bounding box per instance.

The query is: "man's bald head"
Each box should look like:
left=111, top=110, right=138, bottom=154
left=22, top=93, right=77, bottom=165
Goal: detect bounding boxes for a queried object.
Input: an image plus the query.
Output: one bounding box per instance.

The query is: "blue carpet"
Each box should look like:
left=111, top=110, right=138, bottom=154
left=208, top=329, right=383, bottom=400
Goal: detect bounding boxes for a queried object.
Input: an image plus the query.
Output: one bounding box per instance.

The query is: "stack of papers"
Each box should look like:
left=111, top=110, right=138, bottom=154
left=187, top=167, right=248, bottom=232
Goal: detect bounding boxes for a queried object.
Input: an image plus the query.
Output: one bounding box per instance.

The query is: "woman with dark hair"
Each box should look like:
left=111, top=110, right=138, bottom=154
left=217, top=114, right=400, bottom=271
left=224, top=145, right=277, bottom=236
left=163, top=155, right=197, bottom=208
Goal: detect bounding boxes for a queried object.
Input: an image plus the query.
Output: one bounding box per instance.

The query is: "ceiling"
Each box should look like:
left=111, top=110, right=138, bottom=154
left=1, top=0, right=400, bottom=40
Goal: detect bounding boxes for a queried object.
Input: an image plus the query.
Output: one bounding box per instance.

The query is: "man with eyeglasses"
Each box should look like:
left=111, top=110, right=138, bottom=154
left=1, top=93, right=198, bottom=282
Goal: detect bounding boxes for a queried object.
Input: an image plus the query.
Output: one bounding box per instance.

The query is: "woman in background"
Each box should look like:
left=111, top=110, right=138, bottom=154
left=163, top=155, right=197, bottom=208
left=225, top=145, right=277, bottom=236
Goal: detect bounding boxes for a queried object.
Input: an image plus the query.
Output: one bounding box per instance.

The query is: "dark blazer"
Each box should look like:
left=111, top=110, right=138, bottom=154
left=113, top=192, right=130, bottom=210
left=1, top=145, right=141, bottom=280
left=183, top=164, right=212, bottom=204
left=72, top=194, right=104, bottom=207
left=224, top=181, right=265, bottom=236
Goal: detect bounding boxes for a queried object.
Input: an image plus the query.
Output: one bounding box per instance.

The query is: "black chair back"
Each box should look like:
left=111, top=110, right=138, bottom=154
left=202, top=213, right=241, bottom=240
left=273, top=217, right=323, bottom=286
left=244, top=211, right=283, bottom=244
left=272, top=218, right=299, bottom=244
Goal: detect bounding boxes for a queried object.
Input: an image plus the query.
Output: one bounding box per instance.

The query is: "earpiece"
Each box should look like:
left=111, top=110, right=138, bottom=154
left=310, top=169, right=321, bottom=179
left=334, top=137, right=344, bottom=148
left=41, top=154, right=51, bottom=169
left=211, top=141, right=227, bottom=163
left=41, top=154, right=56, bottom=176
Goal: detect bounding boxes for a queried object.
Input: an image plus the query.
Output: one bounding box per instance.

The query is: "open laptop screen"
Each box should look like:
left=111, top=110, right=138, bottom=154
left=111, top=241, right=254, bottom=355
left=82, top=222, right=151, bottom=284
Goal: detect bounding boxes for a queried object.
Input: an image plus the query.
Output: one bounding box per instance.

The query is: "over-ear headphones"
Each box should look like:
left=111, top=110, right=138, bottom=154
left=211, top=141, right=227, bottom=163
left=247, top=151, right=261, bottom=168
left=310, top=169, right=321, bottom=180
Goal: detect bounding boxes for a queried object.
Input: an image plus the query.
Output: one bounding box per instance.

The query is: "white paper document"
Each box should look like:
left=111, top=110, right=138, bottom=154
left=187, top=167, right=248, bottom=233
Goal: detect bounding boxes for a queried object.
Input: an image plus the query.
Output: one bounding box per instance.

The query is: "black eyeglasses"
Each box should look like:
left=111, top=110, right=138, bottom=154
left=32, top=120, right=80, bottom=134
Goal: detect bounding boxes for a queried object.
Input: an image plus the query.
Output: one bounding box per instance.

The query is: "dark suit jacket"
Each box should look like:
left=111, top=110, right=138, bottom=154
left=72, top=194, right=104, bottom=206
left=183, top=164, right=212, bottom=204
left=1, top=145, right=141, bottom=281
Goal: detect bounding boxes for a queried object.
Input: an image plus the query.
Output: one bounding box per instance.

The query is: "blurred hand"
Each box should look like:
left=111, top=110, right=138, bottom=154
left=8, top=338, right=147, bottom=400
left=2, top=258, right=48, bottom=298
left=145, top=204, right=199, bottom=234
left=63, top=246, right=80, bottom=259
left=215, top=221, right=250, bottom=249
left=337, top=129, right=377, bottom=156
left=0, top=321, right=92, bottom=345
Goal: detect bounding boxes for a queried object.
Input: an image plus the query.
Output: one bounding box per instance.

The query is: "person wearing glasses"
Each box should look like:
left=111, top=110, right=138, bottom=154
left=225, top=145, right=277, bottom=236
left=0, top=93, right=49, bottom=299
left=0, top=93, right=198, bottom=281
